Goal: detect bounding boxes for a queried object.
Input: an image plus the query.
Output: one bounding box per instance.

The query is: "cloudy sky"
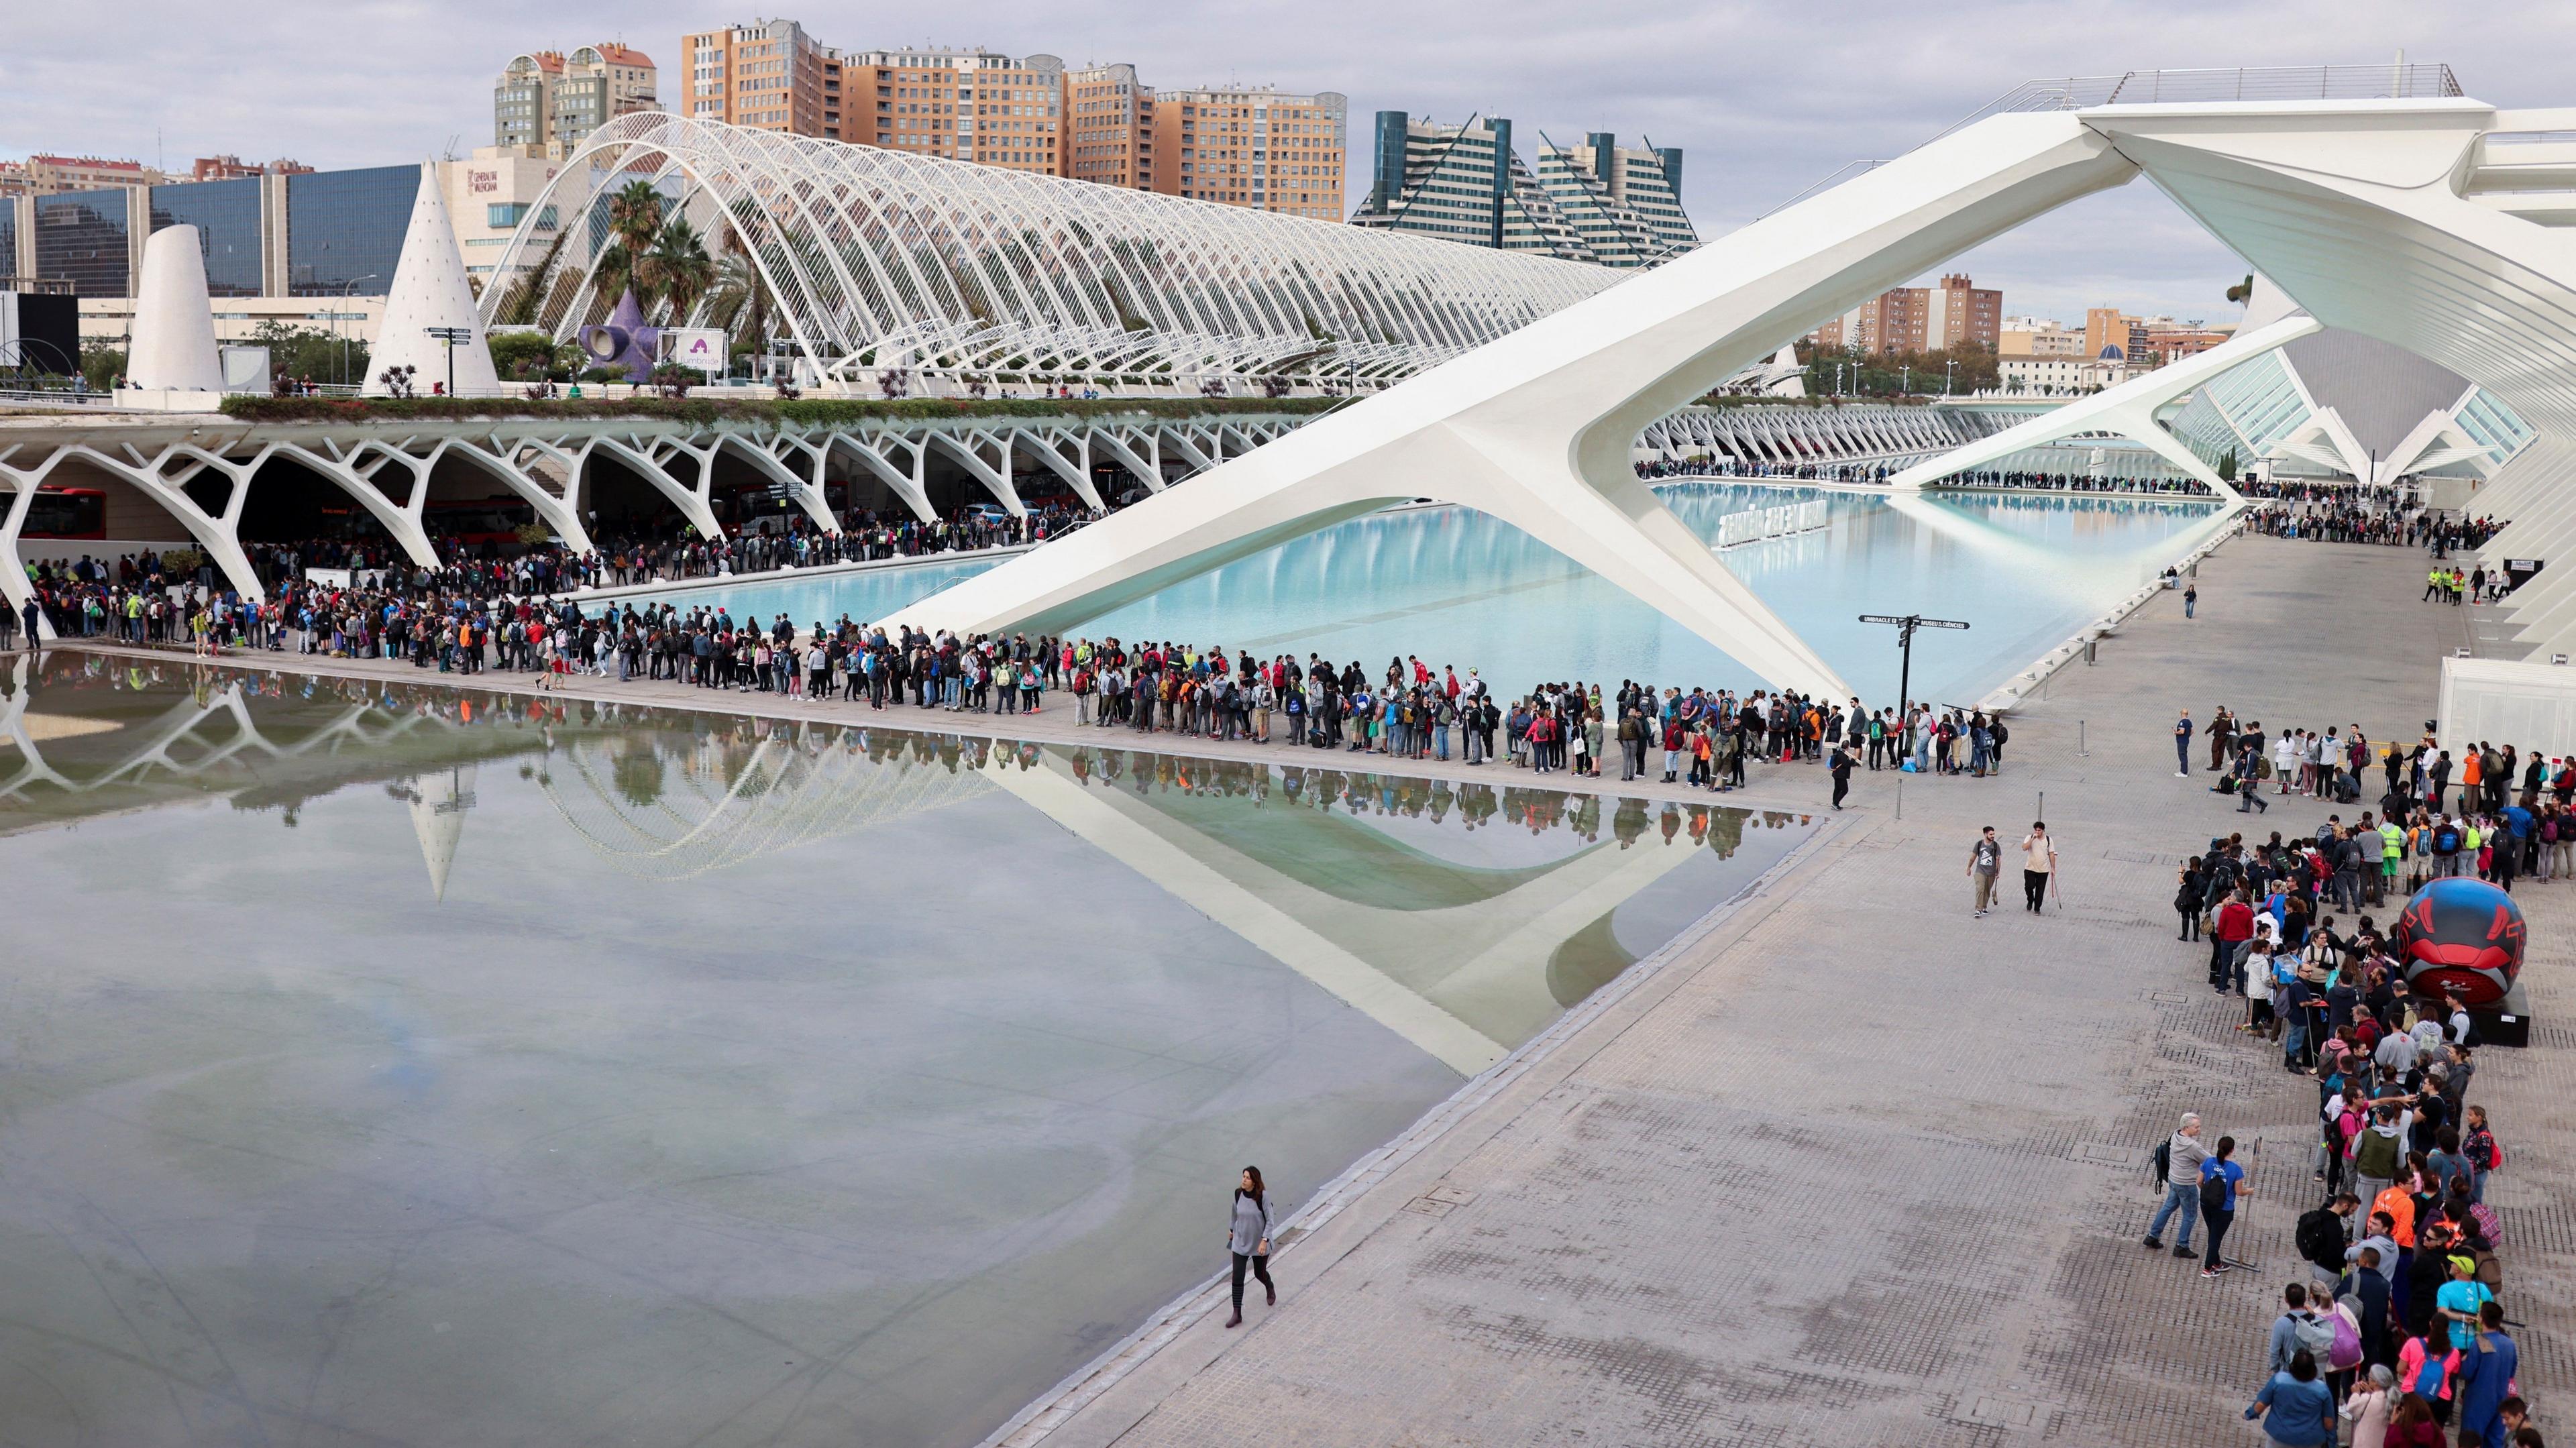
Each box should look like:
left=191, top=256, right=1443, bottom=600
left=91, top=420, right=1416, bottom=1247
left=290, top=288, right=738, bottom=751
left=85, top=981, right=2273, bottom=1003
left=2, top=1, right=2560, bottom=324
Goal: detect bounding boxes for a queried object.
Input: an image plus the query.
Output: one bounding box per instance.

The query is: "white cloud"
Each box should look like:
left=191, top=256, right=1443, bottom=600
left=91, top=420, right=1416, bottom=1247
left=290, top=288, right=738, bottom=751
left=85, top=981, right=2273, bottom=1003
left=1, top=0, right=2561, bottom=321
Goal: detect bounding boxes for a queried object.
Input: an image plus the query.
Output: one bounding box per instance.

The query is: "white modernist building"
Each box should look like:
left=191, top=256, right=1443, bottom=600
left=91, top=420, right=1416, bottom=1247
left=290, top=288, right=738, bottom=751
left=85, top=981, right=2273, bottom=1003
left=481, top=113, right=1623, bottom=393
left=896, top=64, right=2576, bottom=689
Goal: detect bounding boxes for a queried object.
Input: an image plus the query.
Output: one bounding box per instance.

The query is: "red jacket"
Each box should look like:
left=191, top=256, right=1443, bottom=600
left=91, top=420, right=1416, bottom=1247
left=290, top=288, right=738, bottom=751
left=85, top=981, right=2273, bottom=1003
left=2216, top=901, right=2255, bottom=942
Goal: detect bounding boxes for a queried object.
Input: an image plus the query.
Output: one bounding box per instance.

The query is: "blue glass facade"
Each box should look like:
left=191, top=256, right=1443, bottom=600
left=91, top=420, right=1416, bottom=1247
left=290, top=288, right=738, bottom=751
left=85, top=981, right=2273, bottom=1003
left=150, top=178, right=264, bottom=298
left=286, top=166, right=413, bottom=296
left=34, top=189, right=131, bottom=297
left=0, top=202, right=16, bottom=280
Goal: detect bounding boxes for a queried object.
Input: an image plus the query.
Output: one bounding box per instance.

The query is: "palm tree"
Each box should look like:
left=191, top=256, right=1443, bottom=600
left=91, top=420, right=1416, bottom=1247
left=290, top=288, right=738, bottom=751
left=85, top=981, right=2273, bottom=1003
left=707, top=233, right=775, bottom=351
left=588, top=180, right=668, bottom=313
left=642, top=217, right=716, bottom=324
left=606, top=179, right=665, bottom=254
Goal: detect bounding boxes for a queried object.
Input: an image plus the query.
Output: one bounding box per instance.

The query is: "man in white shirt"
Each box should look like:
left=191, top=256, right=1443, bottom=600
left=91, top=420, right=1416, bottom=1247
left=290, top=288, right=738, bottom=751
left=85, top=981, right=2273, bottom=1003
left=2020, top=821, right=2059, bottom=913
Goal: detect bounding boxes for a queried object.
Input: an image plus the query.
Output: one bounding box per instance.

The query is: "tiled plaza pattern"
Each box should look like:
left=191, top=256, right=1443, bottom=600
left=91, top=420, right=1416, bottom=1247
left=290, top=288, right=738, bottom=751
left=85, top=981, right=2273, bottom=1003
left=1008, top=534, right=2569, bottom=1447
left=37, top=532, right=2568, bottom=1445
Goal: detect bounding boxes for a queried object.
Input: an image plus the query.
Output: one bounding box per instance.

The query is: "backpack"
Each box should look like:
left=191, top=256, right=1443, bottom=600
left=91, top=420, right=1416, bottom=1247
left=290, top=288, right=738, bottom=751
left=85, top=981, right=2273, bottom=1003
left=2198, top=1168, right=2229, bottom=1211
left=2150, top=1139, right=2171, bottom=1187
left=2288, top=1311, right=2337, bottom=1363
left=2353, top=1126, right=2402, bottom=1181
left=2326, top=1304, right=2365, bottom=1371
left=2433, top=824, right=2463, bottom=854
left=2295, top=1206, right=2347, bottom=1270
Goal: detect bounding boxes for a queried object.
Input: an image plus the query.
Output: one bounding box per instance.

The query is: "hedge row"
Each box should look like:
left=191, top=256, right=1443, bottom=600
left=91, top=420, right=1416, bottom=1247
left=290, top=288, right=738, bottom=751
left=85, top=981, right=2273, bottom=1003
left=218, top=394, right=1344, bottom=426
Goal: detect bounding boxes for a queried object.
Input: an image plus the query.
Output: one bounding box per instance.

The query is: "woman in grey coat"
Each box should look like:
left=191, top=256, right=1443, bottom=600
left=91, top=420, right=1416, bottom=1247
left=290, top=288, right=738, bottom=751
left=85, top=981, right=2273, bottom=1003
left=1226, top=1166, right=1275, bottom=1328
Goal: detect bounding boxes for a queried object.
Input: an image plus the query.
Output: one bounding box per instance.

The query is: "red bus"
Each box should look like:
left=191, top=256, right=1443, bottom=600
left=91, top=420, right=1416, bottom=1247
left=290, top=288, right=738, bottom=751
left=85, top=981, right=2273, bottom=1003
left=23, top=487, right=106, bottom=539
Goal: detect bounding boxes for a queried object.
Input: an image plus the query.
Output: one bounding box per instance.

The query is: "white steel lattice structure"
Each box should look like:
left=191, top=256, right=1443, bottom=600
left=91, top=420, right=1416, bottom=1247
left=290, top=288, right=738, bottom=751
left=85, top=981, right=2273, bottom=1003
left=480, top=113, right=1623, bottom=391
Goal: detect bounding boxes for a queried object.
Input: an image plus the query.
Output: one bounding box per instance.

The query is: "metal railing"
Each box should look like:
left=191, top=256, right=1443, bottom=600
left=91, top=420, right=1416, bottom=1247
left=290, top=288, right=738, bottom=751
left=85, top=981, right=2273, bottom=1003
left=1936, top=64, right=2463, bottom=141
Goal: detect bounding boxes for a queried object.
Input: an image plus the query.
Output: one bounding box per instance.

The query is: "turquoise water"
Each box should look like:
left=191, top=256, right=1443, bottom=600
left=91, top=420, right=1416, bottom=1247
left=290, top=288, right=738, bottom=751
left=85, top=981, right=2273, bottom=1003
left=633, top=486, right=2226, bottom=704
left=0, top=659, right=1813, bottom=1447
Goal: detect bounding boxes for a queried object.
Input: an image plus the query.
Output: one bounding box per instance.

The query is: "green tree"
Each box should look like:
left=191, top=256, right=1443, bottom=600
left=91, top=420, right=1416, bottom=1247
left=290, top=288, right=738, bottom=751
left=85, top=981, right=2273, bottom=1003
left=707, top=235, right=773, bottom=354
left=488, top=329, right=576, bottom=382
left=642, top=217, right=715, bottom=324
left=247, top=321, right=369, bottom=387
left=79, top=343, right=126, bottom=391
left=2224, top=273, right=2256, bottom=306
left=2218, top=449, right=2239, bottom=482
left=593, top=180, right=667, bottom=310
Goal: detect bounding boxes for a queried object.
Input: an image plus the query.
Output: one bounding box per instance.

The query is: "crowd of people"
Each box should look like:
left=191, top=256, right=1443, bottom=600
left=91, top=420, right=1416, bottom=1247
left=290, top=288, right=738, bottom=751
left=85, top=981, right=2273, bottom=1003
left=2155, top=703, right=2546, bottom=1447
left=11, top=499, right=1094, bottom=655
left=2183, top=706, right=2576, bottom=895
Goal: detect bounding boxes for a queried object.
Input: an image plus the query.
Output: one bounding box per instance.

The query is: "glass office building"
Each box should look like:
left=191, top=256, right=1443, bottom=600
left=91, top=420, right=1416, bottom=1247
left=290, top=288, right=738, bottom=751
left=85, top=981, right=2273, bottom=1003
left=34, top=190, right=131, bottom=297
left=150, top=177, right=264, bottom=298
left=286, top=166, right=414, bottom=296
left=0, top=203, right=16, bottom=281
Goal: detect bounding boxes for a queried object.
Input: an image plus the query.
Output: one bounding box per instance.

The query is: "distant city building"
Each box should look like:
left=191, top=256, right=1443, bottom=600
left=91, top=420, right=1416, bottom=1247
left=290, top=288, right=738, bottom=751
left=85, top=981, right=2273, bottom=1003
left=1351, top=113, right=1683, bottom=265
left=1063, top=62, right=1152, bottom=187
left=2000, top=350, right=2132, bottom=394
left=2, top=154, right=574, bottom=351
left=494, top=44, right=658, bottom=154
left=1531, top=133, right=1696, bottom=266
left=1811, top=274, right=2000, bottom=354
left=842, top=48, right=1055, bottom=168
left=1998, top=317, right=2084, bottom=358
left=191, top=155, right=313, bottom=182
left=1150, top=85, right=1345, bottom=219
left=0, top=155, right=168, bottom=201
left=681, top=21, right=838, bottom=140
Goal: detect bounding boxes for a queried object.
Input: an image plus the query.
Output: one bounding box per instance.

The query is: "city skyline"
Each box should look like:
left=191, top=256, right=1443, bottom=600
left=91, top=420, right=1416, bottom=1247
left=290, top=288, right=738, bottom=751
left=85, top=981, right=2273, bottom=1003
left=1, top=0, right=2567, bottom=323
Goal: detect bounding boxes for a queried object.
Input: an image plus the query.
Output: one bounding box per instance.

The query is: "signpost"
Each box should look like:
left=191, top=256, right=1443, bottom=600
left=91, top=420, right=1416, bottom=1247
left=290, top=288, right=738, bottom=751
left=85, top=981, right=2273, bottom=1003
left=424, top=326, right=474, bottom=398
left=1858, top=613, right=1970, bottom=715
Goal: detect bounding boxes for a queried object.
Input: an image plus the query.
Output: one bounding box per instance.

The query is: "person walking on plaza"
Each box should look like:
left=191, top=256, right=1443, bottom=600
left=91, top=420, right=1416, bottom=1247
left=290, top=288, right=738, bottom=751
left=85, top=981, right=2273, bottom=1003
left=1968, top=826, right=2002, bottom=917
left=1829, top=741, right=1853, bottom=810
left=2200, top=1133, right=2247, bottom=1277
left=2144, top=1111, right=2206, bottom=1257
left=2020, top=820, right=2058, bottom=913
left=2177, top=709, right=2196, bottom=778
left=1224, top=1166, right=1275, bottom=1329
left=2184, top=581, right=2199, bottom=618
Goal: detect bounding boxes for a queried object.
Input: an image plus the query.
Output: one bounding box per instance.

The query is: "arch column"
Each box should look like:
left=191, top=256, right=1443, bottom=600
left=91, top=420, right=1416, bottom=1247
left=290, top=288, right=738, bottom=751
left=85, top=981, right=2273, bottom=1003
left=922, top=429, right=1024, bottom=516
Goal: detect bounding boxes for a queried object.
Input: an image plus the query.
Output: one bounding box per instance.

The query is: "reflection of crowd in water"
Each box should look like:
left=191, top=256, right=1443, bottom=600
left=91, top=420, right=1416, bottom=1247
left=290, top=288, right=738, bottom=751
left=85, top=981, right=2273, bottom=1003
left=1635, top=457, right=1894, bottom=484
left=7, top=653, right=1804, bottom=855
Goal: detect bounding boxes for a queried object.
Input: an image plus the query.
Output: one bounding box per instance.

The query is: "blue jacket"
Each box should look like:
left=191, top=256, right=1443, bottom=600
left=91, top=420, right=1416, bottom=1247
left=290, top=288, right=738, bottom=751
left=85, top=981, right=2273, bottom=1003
left=2247, top=1372, right=2334, bottom=1445
left=2453, top=1330, right=2519, bottom=1427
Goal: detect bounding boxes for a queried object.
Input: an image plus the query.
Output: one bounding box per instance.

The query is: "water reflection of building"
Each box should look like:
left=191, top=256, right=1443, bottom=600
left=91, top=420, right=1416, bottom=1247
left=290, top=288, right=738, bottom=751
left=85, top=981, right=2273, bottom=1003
left=4, top=659, right=1808, bottom=1076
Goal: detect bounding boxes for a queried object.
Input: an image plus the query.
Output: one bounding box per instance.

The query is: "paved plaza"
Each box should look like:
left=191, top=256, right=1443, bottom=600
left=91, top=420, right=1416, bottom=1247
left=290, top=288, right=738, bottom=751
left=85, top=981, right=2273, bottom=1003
left=28, top=531, right=2571, bottom=1446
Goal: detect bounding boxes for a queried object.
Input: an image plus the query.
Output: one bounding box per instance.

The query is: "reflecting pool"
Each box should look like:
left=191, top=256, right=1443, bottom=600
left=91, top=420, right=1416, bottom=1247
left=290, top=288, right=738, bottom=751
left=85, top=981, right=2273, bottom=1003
left=0, top=654, right=1813, bottom=1447
left=643, top=488, right=2224, bottom=706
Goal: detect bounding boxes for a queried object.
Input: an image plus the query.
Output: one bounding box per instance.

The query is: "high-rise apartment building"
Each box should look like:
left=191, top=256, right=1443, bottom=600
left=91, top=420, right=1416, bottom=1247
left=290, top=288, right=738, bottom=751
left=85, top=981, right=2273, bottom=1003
left=1065, top=63, right=1153, bottom=188
left=1150, top=85, right=1346, bottom=219
left=1351, top=113, right=1690, bottom=265
left=493, top=45, right=657, bottom=153
left=1532, top=133, right=1696, bottom=266
left=847, top=48, right=1063, bottom=171
left=1810, top=274, right=2002, bottom=354
left=681, top=21, right=840, bottom=139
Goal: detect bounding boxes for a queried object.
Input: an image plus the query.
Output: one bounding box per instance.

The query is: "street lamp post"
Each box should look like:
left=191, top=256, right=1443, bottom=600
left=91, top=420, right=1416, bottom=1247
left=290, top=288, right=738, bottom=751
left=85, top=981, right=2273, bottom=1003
left=1945, top=359, right=1955, bottom=396
left=335, top=274, right=378, bottom=387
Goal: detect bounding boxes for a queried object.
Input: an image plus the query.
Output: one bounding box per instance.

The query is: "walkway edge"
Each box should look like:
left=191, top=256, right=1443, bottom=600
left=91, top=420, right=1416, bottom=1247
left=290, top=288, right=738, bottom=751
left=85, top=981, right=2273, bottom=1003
left=976, top=809, right=1872, bottom=1448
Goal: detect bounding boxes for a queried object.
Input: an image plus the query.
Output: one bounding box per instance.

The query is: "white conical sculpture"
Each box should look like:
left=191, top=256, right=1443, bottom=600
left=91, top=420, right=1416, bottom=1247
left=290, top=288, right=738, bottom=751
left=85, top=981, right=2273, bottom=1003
left=366, top=161, right=500, bottom=398
left=408, top=764, right=477, bottom=901
left=128, top=225, right=225, bottom=392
